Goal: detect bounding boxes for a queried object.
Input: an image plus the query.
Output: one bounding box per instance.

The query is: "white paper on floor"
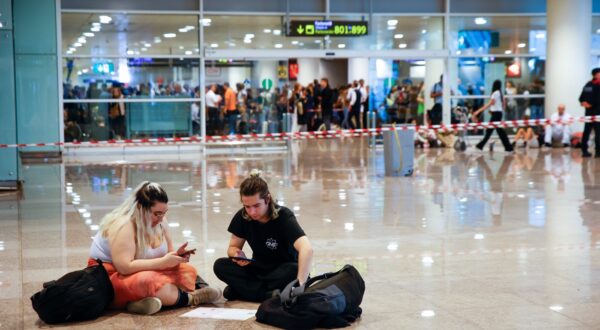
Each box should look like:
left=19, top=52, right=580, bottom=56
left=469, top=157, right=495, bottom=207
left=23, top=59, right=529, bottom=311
left=180, top=307, right=256, bottom=321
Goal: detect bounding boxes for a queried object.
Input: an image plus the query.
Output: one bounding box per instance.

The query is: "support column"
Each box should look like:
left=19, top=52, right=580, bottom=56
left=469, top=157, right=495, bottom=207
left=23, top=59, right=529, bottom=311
left=348, top=58, right=369, bottom=83
left=546, top=0, right=591, bottom=130
left=0, top=0, right=17, bottom=186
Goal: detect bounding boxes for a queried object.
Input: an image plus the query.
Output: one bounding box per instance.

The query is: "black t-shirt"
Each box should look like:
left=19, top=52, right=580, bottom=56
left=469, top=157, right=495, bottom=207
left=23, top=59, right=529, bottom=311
left=320, top=87, right=333, bottom=114
left=228, top=206, right=305, bottom=264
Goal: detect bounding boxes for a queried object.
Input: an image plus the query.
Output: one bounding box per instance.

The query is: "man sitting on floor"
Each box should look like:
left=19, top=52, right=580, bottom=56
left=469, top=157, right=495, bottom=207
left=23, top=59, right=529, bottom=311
left=544, top=104, right=572, bottom=148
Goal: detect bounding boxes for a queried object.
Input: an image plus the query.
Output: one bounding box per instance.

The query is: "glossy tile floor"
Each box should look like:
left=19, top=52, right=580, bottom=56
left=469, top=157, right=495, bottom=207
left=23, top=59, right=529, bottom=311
left=2, top=138, right=600, bottom=329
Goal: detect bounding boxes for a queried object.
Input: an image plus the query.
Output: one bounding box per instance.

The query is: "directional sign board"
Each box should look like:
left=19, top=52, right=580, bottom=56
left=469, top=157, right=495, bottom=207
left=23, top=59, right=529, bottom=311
left=288, top=20, right=368, bottom=37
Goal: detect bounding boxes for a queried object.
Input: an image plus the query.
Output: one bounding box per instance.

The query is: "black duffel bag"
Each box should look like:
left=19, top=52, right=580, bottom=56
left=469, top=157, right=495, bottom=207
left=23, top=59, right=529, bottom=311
left=31, top=259, right=114, bottom=324
left=256, top=264, right=365, bottom=329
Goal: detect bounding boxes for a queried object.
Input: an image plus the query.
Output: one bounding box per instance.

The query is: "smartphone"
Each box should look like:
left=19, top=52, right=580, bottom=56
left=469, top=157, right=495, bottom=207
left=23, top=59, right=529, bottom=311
left=178, top=248, right=196, bottom=257
left=230, top=256, right=255, bottom=262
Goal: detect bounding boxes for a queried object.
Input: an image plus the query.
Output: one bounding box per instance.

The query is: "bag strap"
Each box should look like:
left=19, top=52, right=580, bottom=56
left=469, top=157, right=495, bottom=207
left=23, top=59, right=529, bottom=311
left=279, top=279, right=305, bottom=307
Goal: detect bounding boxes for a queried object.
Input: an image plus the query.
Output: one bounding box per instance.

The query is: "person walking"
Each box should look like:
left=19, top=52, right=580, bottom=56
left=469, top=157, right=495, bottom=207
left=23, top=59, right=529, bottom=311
left=472, top=79, right=514, bottom=152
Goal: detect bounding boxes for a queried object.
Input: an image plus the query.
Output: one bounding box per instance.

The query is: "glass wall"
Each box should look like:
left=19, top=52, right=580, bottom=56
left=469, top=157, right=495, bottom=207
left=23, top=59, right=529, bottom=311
left=59, top=2, right=600, bottom=142
left=62, top=13, right=200, bottom=141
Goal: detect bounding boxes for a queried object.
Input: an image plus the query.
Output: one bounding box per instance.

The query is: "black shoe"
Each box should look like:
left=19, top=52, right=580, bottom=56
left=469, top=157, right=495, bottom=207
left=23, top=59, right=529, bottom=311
left=223, top=286, right=239, bottom=301
left=511, top=141, right=516, bottom=148
left=596, top=153, right=600, bottom=158
left=563, top=143, right=570, bottom=148
left=582, top=151, right=592, bottom=158
left=544, top=143, right=552, bottom=148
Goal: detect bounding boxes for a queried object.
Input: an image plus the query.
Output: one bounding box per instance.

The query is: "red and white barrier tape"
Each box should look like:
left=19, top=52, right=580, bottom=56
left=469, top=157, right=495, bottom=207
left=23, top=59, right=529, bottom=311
left=1, top=115, right=598, bottom=149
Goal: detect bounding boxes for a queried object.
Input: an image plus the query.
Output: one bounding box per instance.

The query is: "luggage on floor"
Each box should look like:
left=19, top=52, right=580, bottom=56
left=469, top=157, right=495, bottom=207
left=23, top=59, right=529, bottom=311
left=256, top=264, right=365, bottom=329
left=30, top=259, right=114, bottom=324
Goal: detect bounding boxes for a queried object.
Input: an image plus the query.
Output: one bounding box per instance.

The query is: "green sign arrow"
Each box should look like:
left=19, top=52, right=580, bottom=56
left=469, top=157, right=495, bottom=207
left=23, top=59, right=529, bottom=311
left=297, top=25, right=304, bottom=35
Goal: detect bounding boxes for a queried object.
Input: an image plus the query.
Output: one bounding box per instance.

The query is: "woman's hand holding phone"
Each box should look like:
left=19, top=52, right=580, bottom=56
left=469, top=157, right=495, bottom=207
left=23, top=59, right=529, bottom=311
left=176, top=242, right=196, bottom=262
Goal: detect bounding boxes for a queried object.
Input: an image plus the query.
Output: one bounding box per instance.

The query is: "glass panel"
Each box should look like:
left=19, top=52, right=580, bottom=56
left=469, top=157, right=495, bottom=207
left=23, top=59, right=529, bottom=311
left=450, top=16, right=546, bottom=56
left=204, top=15, right=325, bottom=50
left=451, top=56, right=546, bottom=120
left=63, top=101, right=196, bottom=142
left=61, top=13, right=199, bottom=56
left=368, top=58, right=429, bottom=125
left=62, top=57, right=200, bottom=99
left=592, top=16, right=600, bottom=50
left=331, top=16, right=444, bottom=51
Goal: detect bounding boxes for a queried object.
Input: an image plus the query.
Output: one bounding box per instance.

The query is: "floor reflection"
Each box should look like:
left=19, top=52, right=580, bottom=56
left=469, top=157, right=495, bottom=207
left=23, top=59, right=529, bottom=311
left=3, top=140, right=600, bottom=328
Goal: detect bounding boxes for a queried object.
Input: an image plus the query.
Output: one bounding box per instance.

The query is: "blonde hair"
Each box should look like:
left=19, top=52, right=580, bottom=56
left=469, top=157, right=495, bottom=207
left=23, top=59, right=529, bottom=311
left=240, top=169, right=279, bottom=221
left=99, top=181, right=168, bottom=259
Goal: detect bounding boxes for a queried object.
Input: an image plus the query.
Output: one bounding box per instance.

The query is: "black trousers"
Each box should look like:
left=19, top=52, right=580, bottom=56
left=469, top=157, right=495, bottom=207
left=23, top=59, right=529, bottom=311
left=476, top=111, right=513, bottom=151
left=207, top=107, right=220, bottom=135
left=349, top=107, right=361, bottom=129
left=581, top=122, right=600, bottom=154
left=213, top=257, right=298, bottom=302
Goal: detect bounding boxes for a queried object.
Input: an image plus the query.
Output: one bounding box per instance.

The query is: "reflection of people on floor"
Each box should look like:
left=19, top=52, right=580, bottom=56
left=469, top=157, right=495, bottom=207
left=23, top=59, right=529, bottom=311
left=213, top=170, right=313, bottom=302
left=476, top=154, right=513, bottom=225
left=580, top=160, right=600, bottom=242
left=543, top=152, right=571, bottom=190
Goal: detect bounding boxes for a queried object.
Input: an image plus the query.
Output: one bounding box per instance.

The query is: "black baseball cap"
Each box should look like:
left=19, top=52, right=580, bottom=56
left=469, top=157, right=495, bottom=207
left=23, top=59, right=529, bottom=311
left=592, top=68, right=600, bottom=75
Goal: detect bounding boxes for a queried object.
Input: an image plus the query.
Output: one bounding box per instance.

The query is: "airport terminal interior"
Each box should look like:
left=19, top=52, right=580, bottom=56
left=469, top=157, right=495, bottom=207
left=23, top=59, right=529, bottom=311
left=2, top=0, right=600, bottom=329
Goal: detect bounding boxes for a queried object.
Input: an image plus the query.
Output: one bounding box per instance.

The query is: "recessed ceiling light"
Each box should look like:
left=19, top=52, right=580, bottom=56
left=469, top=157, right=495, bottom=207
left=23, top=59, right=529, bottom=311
left=179, top=28, right=188, bottom=33
left=518, top=43, right=526, bottom=48
left=78, top=37, right=86, bottom=43
left=399, top=43, right=407, bottom=48
left=68, top=48, right=76, bottom=52
left=274, top=43, right=283, bottom=48
left=92, top=22, right=101, bottom=27
left=394, top=34, right=404, bottom=39
left=185, top=25, right=195, bottom=30
left=244, top=39, right=252, bottom=44
left=264, top=29, right=271, bottom=33
left=73, top=42, right=82, bottom=47
left=291, top=40, right=299, bottom=45
left=99, top=15, right=112, bottom=24
left=77, top=71, right=82, bottom=75
left=83, top=32, right=94, bottom=37
left=179, top=45, right=184, bottom=50
left=143, top=43, right=151, bottom=47
left=338, top=43, right=346, bottom=48
left=421, top=310, right=435, bottom=318
left=474, top=17, right=487, bottom=25
left=421, top=29, right=427, bottom=34
left=273, top=29, right=281, bottom=35
left=91, top=27, right=101, bottom=32
left=164, top=33, right=176, bottom=38
left=504, top=50, right=512, bottom=54
left=126, top=50, right=134, bottom=55
left=154, top=37, right=162, bottom=43
left=387, top=19, right=398, bottom=26
left=245, top=33, right=255, bottom=39
left=210, top=43, right=219, bottom=48
left=315, top=39, right=321, bottom=43
left=141, top=47, right=147, bottom=51
left=200, top=18, right=211, bottom=26
left=535, top=32, right=546, bottom=39
left=185, top=50, right=192, bottom=55
left=456, top=50, right=462, bottom=55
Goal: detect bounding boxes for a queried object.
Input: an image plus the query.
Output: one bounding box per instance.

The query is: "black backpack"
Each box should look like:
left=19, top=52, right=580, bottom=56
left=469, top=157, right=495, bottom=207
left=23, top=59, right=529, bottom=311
left=30, top=259, right=114, bottom=324
left=256, top=264, right=365, bottom=329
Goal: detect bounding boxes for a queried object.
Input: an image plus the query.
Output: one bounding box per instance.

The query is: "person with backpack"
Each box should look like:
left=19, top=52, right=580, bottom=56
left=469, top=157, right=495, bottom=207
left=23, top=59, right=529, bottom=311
left=88, top=181, right=221, bottom=315
left=471, top=79, right=515, bottom=153
left=213, top=170, right=314, bottom=302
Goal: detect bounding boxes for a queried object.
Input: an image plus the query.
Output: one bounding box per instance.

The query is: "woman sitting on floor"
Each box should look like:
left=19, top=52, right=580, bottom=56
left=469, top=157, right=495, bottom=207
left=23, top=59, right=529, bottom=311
left=89, top=181, right=221, bottom=315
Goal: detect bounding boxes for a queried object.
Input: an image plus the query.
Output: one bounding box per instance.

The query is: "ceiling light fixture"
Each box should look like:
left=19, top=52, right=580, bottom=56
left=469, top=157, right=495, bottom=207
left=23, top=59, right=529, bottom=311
left=83, top=32, right=94, bottom=37
left=274, top=43, right=283, bottom=48
left=387, top=19, right=398, bottom=26
left=474, top=17, right=487, bottom=25
left=338, top=43, right=346, bottom=48
left=99, top=15, right=112, bottom=24
left=399, top=43, right=407, bottom=48
left=518, top=43, right=527, bottom=48
left=264, top=28, right=271, bottom=33
left=394, top=33, right=404, bottom=39
left=91, top=27, right=101, bottom=32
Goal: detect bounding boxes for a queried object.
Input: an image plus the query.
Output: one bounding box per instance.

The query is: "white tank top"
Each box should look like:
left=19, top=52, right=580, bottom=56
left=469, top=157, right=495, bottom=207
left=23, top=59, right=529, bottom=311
left=89, top=227, right=168, bottom=262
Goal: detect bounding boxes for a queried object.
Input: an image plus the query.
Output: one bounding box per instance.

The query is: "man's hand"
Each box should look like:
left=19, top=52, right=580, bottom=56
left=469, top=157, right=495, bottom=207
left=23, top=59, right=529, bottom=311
left=582, top=101, right=592, bottom=108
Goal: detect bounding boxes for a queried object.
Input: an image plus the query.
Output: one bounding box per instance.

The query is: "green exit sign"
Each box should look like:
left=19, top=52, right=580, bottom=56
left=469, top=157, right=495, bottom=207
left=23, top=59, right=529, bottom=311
left=288, top=20, right=368, bottom=37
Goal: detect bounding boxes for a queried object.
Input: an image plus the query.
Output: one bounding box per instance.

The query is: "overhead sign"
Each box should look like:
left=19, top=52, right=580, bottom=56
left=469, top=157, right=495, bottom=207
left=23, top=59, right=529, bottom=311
left=288, top=20, right=368, bottom=37
left=261, top=78, right=273, bottom=90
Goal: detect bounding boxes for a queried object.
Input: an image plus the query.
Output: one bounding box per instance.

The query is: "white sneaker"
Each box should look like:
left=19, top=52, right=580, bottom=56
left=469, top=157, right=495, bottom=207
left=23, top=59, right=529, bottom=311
left=127, top=297, right=162, bottom=315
